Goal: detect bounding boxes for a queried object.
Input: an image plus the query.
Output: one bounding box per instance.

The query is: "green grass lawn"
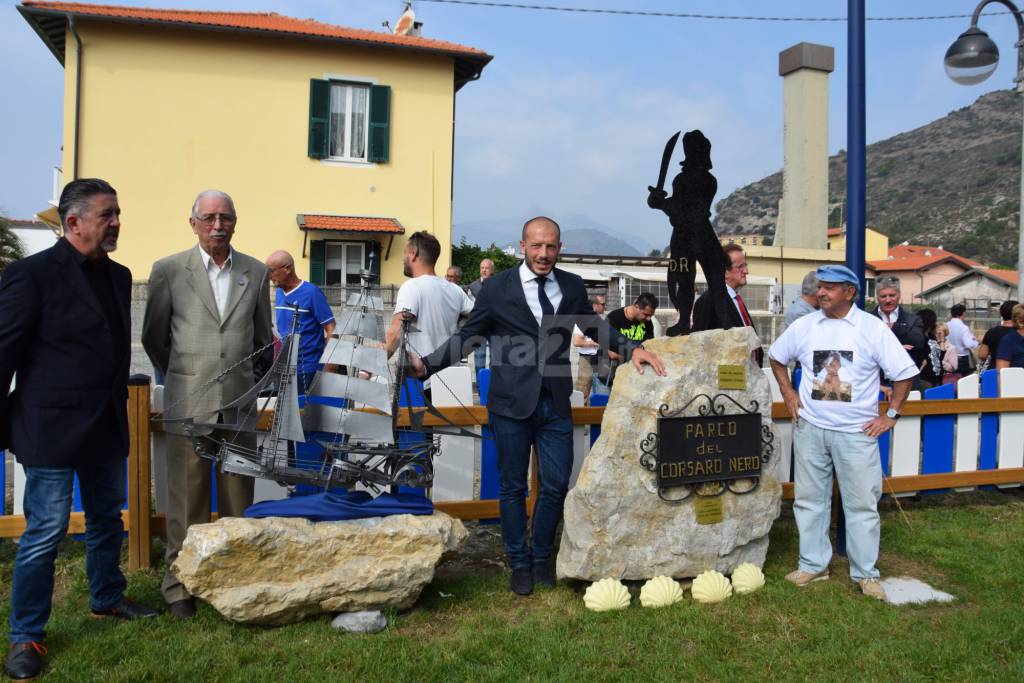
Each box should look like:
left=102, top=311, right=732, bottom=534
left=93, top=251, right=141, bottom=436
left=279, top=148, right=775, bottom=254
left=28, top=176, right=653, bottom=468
left=2, top=490, right=1022, bottom=682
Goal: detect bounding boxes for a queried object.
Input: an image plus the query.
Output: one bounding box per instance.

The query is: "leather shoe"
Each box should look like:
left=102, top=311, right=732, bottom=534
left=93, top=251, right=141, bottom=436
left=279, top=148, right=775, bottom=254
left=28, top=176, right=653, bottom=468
left=168, top=598, right=196, bottom=620
left=509, top=567, right=533, bottom=596
left=5, top=641, right=46, bottom=681
left=91, top=598, right=161, bottom=620
left=533, top=561, right=556, bottom=588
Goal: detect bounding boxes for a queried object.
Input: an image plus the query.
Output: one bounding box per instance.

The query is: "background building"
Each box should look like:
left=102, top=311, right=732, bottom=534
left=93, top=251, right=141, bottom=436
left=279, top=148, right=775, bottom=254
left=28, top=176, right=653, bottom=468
left=19, top=1, right=491, bottom=288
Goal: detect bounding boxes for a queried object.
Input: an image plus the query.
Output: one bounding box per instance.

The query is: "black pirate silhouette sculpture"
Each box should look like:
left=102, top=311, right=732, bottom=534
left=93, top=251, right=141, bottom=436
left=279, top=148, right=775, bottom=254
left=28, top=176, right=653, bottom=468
left=647, top=130, right=732, bottom=336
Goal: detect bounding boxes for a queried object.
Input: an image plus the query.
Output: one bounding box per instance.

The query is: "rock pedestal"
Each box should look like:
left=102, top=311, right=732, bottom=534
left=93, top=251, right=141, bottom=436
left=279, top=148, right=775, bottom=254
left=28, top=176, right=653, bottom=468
left=557, top=328, right=782, bottom=582
left=172, top=512, right=466, bottom=625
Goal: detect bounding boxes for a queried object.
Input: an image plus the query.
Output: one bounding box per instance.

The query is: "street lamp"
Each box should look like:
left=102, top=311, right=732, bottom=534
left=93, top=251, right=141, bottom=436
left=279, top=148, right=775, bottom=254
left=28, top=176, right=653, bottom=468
left=945, top=0, right=1024, bottom=300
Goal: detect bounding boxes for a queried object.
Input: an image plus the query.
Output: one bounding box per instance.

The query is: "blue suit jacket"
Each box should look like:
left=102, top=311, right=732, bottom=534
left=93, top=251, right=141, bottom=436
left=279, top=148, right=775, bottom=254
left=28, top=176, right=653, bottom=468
left=0, top=239, right=132, bottom=467
left=424, top=265, right=636, bottom=419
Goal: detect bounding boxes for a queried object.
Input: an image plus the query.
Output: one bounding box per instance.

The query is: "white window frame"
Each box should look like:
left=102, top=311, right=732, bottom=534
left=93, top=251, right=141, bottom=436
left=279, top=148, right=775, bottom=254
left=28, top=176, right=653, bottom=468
left=325, top=241, right=366, bottom=287
left=326, top=79, right=372, bottom=163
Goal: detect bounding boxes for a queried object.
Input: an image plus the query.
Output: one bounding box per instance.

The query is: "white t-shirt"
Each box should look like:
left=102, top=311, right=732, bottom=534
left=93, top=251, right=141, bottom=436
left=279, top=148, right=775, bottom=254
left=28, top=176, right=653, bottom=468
left=947, top=316, right=979, bottom=357
left=768, top=306, right=918, bottom=433
left=394, top=275, right=474, bottom=357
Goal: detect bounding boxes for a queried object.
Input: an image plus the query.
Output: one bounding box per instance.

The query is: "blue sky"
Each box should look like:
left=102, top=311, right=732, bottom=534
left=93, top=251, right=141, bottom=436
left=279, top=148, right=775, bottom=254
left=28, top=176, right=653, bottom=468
left=1, top=0, right=1018, bottom=248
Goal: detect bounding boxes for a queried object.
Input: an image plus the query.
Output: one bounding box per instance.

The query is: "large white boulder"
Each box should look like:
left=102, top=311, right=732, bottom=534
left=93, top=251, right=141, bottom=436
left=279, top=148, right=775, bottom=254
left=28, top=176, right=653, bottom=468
left=173, top=512, right=466, bottom=625
left=557, top=328, right=782, bottom=581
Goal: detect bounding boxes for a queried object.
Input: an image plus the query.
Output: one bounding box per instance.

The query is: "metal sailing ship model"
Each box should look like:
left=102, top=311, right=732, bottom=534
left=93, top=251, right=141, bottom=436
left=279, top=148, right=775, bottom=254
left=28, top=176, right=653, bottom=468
left=172, top=264, right=451, bottom=494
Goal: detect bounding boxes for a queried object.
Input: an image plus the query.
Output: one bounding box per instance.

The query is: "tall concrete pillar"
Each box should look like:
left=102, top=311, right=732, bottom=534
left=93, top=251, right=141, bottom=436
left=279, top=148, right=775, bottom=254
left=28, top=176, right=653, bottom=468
left=776, top=42, right=834, bottom=250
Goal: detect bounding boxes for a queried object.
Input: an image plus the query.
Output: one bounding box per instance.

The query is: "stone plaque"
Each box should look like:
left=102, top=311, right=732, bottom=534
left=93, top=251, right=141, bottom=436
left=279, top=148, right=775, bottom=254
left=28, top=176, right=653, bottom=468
left=656, top=413, right=762, bottom=488
left=718, top=364, right=746, bottom=390
left=694, top=496, right=724, bottom=525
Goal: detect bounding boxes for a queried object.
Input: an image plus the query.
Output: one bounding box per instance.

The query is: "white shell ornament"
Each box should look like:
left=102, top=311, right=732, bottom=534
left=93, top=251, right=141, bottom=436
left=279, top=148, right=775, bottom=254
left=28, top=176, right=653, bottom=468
left=691, top=570, right=733, bottom=604
left=584, top=578, right=631, bottom=612
left=731, top=563, right=766, bottom=595
left=639, top=576, right=684, bottom=608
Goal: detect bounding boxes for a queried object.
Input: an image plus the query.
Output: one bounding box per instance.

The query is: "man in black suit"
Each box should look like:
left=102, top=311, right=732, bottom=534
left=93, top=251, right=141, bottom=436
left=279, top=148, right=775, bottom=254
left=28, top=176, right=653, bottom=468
left=692, top=243, right=763, bottom=366
left=0, top=179, right=158, bottom=681
left=410, top=217, right=665, bottom=595
left=871, top=275, right=927, bottom=390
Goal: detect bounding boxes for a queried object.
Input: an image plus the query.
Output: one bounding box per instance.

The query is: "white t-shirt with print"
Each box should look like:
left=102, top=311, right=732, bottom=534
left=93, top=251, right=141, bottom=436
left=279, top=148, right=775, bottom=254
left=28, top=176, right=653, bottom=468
left=768, top=305, right=918, bottom=433
left=394, top=275, right=475, bottom=357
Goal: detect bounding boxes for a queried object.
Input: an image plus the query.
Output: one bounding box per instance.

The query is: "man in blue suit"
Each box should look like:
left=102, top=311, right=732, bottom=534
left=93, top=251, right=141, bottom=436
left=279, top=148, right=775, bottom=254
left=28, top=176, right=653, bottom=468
left=411, top=217, right=665, bottom=595
left=0, top=179, right=159, bottom=681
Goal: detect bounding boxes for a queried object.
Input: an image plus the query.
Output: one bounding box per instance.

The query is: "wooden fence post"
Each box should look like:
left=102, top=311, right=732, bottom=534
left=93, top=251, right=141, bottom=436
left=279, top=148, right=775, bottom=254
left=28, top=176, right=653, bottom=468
left=127, top=375, right=152, bottom=571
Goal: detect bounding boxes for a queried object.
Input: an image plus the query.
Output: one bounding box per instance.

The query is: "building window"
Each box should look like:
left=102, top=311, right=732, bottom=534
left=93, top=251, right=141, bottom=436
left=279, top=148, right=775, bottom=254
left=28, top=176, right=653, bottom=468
left=329, top=83, right=369, bottom=161
left=325, top=242, right=366, bottom=286
left=308, top=79, right=390, bottom=162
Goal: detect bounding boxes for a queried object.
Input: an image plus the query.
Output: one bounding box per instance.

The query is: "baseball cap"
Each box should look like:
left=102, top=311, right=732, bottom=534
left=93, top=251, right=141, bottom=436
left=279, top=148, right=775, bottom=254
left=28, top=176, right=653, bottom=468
left=815, top=265, right=861, bottom=292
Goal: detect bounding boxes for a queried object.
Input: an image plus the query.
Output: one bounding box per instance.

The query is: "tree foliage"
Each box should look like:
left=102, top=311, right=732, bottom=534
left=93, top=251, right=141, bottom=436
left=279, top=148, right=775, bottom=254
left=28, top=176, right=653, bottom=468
left=451, top=239, right=520, bottom=285
left=0, top=214, right=26, bottom=275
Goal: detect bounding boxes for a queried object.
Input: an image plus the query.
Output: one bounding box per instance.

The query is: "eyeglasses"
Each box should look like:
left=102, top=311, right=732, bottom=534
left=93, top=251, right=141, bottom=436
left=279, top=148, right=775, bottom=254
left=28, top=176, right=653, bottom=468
left=195, top=213, right=237, bottom=226
left=730, top=262, right=749, bottom=271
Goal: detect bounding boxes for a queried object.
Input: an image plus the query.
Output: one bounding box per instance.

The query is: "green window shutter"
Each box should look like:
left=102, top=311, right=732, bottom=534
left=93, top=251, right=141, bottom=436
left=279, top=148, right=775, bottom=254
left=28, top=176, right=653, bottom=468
left=308, top=79, right=330, bottom=159
left=309, top=240, right=326, bottom=285
left=368, top=85, right=391, bottom=163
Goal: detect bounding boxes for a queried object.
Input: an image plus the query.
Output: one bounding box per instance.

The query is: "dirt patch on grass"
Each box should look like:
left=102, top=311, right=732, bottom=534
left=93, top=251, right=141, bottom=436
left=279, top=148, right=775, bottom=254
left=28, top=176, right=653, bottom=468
left=435, top=522, right=507, bottom=580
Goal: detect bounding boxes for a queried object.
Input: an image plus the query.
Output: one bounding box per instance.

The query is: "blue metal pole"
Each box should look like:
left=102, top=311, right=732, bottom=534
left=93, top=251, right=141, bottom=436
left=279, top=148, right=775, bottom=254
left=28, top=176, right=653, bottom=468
left=834, top=0, right=867, bottom=560
left=847, top=0, right=867, bottom=307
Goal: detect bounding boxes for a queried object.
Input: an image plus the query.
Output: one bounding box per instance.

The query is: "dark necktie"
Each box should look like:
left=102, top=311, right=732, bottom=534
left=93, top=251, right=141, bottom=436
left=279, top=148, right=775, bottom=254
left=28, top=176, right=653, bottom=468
left=536, top=275, right=554, bottom=322
left=735, top=293, right=764, bottom=367
left=535, top=275, right=556, bottom=393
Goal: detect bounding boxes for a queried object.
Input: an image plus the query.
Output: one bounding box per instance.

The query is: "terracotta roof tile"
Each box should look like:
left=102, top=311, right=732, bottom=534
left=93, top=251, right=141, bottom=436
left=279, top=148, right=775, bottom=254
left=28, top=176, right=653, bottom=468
left=22, top=1, right=488, bottom=56
left=983, top=268, right=1019, bottom=286
left=298, top=215, right=404, bottom=234
left=866, top=244, right=980, bottom=272
left=20, top=1, right=491, bottom=87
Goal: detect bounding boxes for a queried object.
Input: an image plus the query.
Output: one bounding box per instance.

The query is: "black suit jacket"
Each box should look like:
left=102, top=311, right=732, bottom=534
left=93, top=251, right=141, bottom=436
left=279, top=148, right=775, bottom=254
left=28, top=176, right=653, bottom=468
left=691, top=291, right=763, bottom=367
left=691, top=291, right=743, bottom=332
left=0, top=239, right=132, bottom=467
left=425, top=266, right=636, bottom=419
left=871, top=305, right=927, bottom=364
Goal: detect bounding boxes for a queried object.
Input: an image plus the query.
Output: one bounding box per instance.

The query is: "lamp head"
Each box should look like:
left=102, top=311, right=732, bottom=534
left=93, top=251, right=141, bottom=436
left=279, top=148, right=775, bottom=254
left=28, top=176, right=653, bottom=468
left=944, top=26, right=1000, bottom=85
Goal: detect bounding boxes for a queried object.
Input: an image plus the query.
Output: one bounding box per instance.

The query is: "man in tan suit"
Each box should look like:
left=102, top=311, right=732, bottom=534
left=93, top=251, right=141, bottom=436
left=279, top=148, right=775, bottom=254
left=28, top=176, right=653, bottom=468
left=142, top=189, right=273, bottom=619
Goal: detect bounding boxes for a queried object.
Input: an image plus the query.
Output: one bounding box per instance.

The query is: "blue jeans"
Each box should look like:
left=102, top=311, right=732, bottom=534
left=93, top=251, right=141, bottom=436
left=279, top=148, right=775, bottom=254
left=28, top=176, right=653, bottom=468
left=9, top=458, right=127, bottom=643
left=488, top=393, right=574, bottom=569
left=792, top=420, right=882, bottom=581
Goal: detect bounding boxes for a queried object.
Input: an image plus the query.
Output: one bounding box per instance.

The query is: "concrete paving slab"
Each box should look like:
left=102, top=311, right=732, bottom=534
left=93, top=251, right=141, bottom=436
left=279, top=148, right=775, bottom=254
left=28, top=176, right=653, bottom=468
left=881, top=576, right=956, bottom=606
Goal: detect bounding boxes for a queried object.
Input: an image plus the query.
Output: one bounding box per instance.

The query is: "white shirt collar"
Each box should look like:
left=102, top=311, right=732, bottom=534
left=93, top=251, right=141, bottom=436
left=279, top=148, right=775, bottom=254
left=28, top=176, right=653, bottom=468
left=199, top=245, right=234, bottom=271
left=519, top=261, right=554, bottom=284
left=815, top=304, right=861, bottom=326
left=878, top=306, right=900, bottom=323
left=727, top=285, right=738, bottom=299
left=284, top=280, right=305, bottom=296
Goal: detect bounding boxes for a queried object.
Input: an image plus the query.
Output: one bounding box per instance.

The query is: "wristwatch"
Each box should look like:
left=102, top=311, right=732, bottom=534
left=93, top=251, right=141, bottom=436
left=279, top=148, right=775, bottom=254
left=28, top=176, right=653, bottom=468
left=885, top=408, right=901, bottom=420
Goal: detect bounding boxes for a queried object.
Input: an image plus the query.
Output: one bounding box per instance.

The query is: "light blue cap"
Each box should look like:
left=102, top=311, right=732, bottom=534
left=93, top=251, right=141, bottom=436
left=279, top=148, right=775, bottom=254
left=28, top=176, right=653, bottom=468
left=815, top=265, right=861, bottom=292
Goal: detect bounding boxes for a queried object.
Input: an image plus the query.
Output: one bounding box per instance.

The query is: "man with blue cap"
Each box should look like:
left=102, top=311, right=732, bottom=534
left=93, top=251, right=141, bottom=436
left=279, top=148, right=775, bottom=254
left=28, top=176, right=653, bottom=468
left=768, top=264, right=918, bottom=601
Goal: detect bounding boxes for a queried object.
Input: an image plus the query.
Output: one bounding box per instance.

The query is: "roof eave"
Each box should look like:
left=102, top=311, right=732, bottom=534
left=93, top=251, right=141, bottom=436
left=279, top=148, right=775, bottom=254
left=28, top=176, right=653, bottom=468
left=18, top=5, right=493, bottom=85
left=18, top=5, right=67, bottom=64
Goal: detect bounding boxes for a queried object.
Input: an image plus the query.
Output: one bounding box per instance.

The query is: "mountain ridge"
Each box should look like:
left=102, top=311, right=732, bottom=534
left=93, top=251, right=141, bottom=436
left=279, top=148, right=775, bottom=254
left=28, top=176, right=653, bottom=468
left=713, top=89, right=1022, bottom=266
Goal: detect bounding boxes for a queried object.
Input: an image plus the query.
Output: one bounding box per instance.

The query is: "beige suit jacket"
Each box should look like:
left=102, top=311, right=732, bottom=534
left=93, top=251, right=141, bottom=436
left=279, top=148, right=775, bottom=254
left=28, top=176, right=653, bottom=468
left=142, top=245, right=273, bottom=435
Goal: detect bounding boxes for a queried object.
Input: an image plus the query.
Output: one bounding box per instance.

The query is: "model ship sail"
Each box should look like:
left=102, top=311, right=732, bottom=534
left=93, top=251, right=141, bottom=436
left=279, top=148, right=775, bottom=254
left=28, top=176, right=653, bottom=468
left=180, top=266, right=445, bottom=493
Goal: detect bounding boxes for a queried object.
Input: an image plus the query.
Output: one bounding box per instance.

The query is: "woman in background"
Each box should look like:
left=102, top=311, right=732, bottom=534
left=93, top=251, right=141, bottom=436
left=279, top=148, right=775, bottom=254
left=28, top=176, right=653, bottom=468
left=995, top=303, right=1024, bottom=370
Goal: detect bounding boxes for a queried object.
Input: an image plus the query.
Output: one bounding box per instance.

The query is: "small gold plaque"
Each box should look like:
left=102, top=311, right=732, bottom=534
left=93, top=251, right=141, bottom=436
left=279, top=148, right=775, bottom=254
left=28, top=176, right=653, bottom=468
left=718, top=364, right=746, bottom=390
left=694, top=496, right=724, bottom=525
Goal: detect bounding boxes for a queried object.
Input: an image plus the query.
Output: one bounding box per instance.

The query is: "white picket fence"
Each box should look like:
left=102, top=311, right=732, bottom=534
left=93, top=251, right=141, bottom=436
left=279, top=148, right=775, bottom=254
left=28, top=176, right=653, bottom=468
left=5, top=367, right=1024, bottom=519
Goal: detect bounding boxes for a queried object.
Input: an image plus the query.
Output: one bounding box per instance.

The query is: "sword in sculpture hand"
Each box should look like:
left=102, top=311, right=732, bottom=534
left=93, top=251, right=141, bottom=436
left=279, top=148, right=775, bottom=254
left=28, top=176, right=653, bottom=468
left=649, top=130, right=680, bottom=194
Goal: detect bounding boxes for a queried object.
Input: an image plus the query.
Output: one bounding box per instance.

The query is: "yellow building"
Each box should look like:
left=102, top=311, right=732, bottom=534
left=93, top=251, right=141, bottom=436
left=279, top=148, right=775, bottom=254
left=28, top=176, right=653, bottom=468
left=826, top=226, right=889, bottom=262
left=19, top=1, right=492, bottom=286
